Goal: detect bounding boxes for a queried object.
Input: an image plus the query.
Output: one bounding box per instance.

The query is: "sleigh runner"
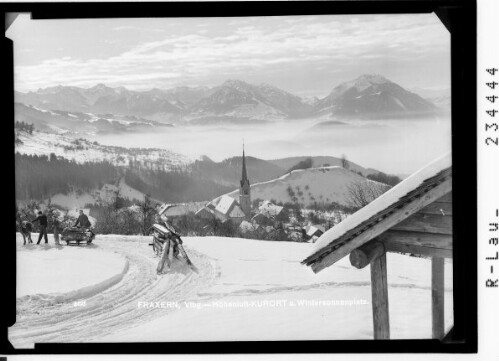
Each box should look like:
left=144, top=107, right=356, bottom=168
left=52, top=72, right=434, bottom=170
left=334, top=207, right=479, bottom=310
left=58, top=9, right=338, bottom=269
left=61, top=227, right=95, bottom=245
left=149, top=223, right=197, bottom=274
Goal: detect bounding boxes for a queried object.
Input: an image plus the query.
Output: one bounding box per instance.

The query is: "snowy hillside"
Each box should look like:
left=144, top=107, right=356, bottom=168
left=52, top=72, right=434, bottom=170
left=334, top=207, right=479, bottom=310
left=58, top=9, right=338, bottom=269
left=11, top=234, right=453, bottom=347
left=267, top=156, right=378, bottom=177
left=44, top=178, right=151, bottom=209
left=15, top=130, right=191, bottom=170
left=15, top=102, right=175, bottom=135
left=225, top=166, right=388, bottom=206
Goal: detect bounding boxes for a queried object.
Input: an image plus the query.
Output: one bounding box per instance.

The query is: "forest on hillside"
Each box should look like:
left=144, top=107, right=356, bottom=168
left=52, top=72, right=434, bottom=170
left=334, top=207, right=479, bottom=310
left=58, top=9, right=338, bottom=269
left=124, top=168, right=233, bottom=203
left=15, top=152, right=235, bottom=203
left=15, top=153, right=118, bottom=200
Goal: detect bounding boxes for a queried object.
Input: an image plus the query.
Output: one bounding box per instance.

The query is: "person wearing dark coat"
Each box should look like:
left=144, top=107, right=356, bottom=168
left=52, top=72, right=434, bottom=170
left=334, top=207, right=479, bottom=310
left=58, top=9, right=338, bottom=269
left=74, top=210, right=91, bottom=228
left=32, top=211, right=49, bottom=244
left=74, top=210, right=95, bottom=239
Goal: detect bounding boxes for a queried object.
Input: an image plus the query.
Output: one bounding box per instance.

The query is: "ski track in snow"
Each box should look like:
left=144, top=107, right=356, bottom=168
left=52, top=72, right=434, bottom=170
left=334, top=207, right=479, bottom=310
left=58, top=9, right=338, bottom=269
left=10, top=239, right=219, bottom=348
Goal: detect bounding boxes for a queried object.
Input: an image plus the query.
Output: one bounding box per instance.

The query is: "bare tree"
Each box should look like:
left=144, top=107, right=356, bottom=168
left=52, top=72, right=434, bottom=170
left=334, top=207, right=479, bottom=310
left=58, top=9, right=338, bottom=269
left=341, top=154, right=350, bottom=170
left=347, top=180, right=390, bottom=210
left=138, top=194, right=156, bottom=235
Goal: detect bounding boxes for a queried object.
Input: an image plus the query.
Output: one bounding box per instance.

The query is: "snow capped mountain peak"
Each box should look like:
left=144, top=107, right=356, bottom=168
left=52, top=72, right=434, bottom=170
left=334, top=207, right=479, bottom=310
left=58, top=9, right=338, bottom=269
left=222, top=79, right=252, bottom=90
left=92, top=83, right=109, bottom=90
left=115, top=86, right=129, bottom=94
left=303, top=96, right=319, bottom=106
left=333, top=74, right=392, bottom=93
left=356, top=73, right=391, bottom=84
left=316, top=74, right=437, bottom=118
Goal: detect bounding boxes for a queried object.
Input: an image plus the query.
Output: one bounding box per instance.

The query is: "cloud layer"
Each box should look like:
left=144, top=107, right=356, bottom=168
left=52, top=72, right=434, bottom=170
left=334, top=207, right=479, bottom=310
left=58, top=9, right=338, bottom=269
left=8, top=14, right=449, bottom=96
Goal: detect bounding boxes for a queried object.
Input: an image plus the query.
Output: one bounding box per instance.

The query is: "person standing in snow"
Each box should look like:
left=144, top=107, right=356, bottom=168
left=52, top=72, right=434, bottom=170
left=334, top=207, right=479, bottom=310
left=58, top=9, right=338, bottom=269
left=17, top=212, right=33, bottom=245
left=52, top=214, right=62, bottom=245
left=32, top=211, right=49, bottom=244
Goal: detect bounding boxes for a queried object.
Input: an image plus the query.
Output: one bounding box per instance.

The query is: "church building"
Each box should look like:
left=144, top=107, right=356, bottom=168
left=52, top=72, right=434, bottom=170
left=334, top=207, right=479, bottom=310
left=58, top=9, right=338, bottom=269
left=239, top=145, right=252, bottom=218
left=196, top=145, right=252, bottom=223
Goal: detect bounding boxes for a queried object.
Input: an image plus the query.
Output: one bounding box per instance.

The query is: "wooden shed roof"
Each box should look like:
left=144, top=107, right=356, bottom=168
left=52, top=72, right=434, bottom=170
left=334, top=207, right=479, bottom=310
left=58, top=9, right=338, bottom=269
left=302, top=153, right=452, bottom=273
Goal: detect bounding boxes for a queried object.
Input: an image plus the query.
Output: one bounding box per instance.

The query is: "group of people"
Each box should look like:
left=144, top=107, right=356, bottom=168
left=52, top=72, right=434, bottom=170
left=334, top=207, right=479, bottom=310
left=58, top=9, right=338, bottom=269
left=16, top=209, right=93, bottom=246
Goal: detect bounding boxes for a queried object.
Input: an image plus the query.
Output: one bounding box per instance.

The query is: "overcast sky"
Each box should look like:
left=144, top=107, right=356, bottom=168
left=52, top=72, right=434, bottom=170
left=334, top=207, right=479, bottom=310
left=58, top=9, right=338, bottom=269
left=7, top=14, right=450, bottom=98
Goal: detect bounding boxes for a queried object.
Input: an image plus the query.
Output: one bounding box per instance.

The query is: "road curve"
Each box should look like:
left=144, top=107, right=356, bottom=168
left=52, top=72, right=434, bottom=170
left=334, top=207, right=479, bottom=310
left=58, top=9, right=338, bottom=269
left=10, top=235, right=218, bottom=348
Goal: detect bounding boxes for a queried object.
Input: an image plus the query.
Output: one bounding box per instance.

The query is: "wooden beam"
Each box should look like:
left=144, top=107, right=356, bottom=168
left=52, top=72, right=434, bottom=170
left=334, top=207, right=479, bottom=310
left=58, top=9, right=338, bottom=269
left=371, top=253, right=390, bottom=339
left=391, top=213, right=452, bottom=235
left=419, top=202, right=453, bottom=216
left=310, top=181, right=452, bottom=273
left=432, top=257, right=445, bottom=339
left=385, top=242, right=453, bottom=259
left=379, top=230, right=452, bottom=250
left=350, top=240, right=385, bottom=269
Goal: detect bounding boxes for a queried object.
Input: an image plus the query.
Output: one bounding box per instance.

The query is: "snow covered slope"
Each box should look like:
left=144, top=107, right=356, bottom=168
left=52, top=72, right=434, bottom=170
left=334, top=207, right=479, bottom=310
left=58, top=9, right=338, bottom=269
left=15, top=130, right=191, bottom=169
left=17, top=243, right=128, bottom=299
left=41, top=177, right=154, bottom=209
left=102, top=236, right=453, bottom=342
left=11, top=234, right=453, bottom=346
left=225, top=166, right=387, bottom=206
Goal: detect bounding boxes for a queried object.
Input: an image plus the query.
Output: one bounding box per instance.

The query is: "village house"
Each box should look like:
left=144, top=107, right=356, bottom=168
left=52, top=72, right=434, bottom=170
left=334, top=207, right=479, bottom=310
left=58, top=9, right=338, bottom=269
left=302, top=224, right=325, bottom=242
left=196, top=145, right=252, bottom=224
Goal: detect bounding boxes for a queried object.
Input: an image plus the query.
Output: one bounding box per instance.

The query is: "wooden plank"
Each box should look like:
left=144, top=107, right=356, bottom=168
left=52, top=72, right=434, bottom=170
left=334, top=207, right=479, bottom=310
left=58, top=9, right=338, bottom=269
left=432, top=257, right=445, bottom=339
left=350, top=240, right=385, bottom=269
left=156, top=239, right=171, bottom=274
left=391, top=213, right=452, bottom=235
left=385, top=242, right=453, bottom=259
left=371, top=253, right=390, bottom=339
left=379, top=230, right=452, bottom=250
left=419, top=202, right=453, bottom=216
left=310, top=179, right=452, bottom=273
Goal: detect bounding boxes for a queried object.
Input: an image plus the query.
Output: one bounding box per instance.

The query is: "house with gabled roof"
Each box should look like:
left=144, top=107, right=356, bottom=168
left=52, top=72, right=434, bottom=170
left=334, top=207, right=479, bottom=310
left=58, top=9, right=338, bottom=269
left=302, top=153, right=452, bottom=340
left=196, top=145, right=252, bottom=224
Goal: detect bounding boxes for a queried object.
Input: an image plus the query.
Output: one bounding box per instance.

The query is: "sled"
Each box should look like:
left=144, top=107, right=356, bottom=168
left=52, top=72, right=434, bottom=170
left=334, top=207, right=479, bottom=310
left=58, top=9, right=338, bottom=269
left=61, top=227, right=95, bottom=246
left=148, top=223, right=197, bottom=273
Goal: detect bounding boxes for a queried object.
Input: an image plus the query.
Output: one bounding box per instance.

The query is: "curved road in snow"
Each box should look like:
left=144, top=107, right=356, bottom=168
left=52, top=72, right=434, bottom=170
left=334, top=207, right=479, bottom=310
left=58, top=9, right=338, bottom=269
left=10, top=237, right=219, bottom=348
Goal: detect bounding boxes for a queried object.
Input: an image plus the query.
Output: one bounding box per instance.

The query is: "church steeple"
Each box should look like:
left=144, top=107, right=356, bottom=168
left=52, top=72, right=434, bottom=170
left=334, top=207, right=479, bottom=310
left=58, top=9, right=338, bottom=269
left=240, top=144, right=249, bottom=187
left=239, top=143, right=251, bottom=218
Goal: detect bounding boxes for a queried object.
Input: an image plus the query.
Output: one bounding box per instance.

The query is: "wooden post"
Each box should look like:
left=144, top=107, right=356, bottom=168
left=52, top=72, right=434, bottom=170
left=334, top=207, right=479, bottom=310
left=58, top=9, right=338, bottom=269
left=431, top=257, right=445, bottom=339
left=371, top=252, right=390, bottom=339
left=156, top=239, right=171, bottom=274
left=350, top=241, right=385, bottom=269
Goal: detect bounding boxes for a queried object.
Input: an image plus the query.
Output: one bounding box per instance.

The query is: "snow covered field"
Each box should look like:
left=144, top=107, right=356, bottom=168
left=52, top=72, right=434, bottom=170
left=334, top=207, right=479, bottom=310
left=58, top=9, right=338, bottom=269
left=10, top=234, right=453, bottom=348
left=225, top=166, right=387, bottom=206
left=17, top=243, right=127, bottom=298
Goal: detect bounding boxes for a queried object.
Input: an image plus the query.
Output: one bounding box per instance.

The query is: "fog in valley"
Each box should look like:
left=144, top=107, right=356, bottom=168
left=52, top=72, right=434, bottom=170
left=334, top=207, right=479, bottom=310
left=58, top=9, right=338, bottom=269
left=91, top=116, right=450, bottom=176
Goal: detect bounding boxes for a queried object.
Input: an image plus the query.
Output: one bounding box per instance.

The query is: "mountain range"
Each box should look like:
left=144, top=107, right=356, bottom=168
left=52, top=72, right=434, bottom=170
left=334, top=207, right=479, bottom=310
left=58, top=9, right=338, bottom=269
left=15, top=74, right=446, bottom=123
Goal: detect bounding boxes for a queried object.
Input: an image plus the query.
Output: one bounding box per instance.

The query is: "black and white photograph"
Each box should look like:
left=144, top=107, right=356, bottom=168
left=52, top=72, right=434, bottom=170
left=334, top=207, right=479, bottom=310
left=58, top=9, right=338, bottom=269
left=8, top=11, right=455, bottom=348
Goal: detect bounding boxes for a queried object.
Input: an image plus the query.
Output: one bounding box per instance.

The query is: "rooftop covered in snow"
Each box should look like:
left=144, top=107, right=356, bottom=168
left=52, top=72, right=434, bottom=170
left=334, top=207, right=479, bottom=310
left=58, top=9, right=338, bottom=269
left=302, top=153, right=452, bottom=273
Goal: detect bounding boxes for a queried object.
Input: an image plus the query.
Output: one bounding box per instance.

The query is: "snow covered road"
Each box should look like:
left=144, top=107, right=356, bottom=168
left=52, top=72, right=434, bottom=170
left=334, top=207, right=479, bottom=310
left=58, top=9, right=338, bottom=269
left=10, top=234, right=219, bottom=348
